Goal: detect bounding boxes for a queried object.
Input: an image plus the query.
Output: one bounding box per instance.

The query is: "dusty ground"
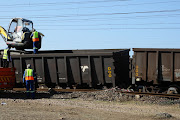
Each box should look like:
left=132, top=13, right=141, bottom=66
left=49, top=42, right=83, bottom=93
left=0, top=91, right=180, bottom=120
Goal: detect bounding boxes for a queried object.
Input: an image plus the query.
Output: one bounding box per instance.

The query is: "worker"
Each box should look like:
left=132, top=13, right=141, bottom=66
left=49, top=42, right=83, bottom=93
left=2, top=46, right=11, bottom=68
left=31, top=29, right=40, bottom=54
left=23, top=64, right=37, bottom=99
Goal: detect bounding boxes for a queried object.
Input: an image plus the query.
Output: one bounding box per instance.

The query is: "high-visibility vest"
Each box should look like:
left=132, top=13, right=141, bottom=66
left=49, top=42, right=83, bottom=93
left=32, top=31, right=39, bottom=42
left=3, top=49, right=8, bottom=59
left=25, top=69, right=34, bottom=80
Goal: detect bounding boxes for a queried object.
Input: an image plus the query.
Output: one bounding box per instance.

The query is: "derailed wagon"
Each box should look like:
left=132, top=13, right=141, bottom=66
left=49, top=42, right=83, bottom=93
left=132, top=48, right=180, bottom=93
left=0, top=49, right=130, bottom=89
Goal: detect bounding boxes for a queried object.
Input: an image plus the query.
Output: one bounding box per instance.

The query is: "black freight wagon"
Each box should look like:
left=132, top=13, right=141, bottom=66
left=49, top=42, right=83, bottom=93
left=0, top=49, right=130, bottom=89
left=132, top=48, right=180, bottom=93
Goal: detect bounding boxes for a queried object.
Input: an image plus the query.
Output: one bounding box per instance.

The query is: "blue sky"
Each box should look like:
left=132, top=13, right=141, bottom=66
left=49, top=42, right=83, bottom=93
left=0, top=0, right=180, bottom=53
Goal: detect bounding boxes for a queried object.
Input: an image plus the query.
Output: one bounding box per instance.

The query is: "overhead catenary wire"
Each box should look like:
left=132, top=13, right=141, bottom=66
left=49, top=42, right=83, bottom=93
left=0, top=13, right=180, bottom=25
left=0, top=1, right=179, bottom=30
left=0, top=0, right=131, bottom=8
left=0, top=0, right=179, bottom=51
left=37, top=27, right=180, bottom=30
left=36, top=23, right=180, bottom=26
left=1, top=9, right=180, bottom=19
left=32, top=13, right=180, bottom=21
left=0, top=0, right=179, bottom=11
left=0, top=14, right=180, bottom=22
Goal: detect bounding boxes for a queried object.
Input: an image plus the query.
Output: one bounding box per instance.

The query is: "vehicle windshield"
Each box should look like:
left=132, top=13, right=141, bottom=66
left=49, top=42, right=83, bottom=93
left=9, top=19, right=23, bottom=33
left=9, top=21, right=17, bottom=33
left=23, top=22, right=32, bottom=32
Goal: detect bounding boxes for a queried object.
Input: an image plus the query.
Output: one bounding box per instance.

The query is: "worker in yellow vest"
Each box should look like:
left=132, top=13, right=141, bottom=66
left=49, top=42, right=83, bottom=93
left=31, top=29, right=40, bottom=54
left=2, top=46, right=11, bottom=68
left=23, top=64, right=37, bottom=99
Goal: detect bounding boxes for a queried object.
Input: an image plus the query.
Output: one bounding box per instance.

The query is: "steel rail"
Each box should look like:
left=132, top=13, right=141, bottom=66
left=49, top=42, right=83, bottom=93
left=13, top=88, right=101, bottom=92
left=123, top=92, right=180, bottom=99
left=11, top=88, right=180, bottom=98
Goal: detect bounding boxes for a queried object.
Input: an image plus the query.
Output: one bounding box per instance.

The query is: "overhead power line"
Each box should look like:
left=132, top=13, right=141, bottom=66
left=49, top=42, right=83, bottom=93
left=60, top=9, right=180, bottom=17
left=37, top=27, right=180, bottom=30
left=26, top=9, right=180, bottom=18
left=32, top=13, right=180, bottom=21
left=1, top=9, right=180, bottom=19
left=0, top=1, right=179, bottom=10
left=1, top=13, right=180, bottom=24
left=36, top=23, right=180, bottom=27
left=72, top=1, right=180, bottom=9
left=0, top=0, right=130, bottom=7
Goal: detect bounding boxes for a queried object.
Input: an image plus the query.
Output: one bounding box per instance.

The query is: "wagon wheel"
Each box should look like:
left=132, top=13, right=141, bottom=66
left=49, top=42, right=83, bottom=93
left=167, top=87, right=179, bottom=94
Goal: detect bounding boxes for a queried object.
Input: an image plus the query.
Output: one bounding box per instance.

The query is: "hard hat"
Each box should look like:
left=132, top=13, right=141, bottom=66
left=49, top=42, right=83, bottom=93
left=27, top=64, right=31, bottom=69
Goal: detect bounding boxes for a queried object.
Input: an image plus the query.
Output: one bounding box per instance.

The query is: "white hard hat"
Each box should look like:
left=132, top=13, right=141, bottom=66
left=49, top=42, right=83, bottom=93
left=27, top=64, right=31, bottom=69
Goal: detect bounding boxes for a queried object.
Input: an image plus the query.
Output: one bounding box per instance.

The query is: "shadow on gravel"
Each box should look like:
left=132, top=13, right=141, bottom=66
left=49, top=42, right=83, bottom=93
left=0, top=90, right=61, bottom=99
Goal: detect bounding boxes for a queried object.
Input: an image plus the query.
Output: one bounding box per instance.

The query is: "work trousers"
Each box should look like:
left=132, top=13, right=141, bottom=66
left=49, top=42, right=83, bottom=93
left=2, top=59, right=9, bottom=68
left=33, top=42, right=39, bottom=54
left=26, top=80, right=35, bottom=99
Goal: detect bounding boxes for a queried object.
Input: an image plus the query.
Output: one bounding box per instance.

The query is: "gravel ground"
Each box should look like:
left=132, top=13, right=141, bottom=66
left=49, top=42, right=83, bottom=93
left=0, top=89, right=180, bottom=120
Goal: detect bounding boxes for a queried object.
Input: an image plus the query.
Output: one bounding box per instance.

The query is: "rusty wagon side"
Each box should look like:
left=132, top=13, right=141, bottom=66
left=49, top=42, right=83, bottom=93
left=132, top=48, right=180, bottom=93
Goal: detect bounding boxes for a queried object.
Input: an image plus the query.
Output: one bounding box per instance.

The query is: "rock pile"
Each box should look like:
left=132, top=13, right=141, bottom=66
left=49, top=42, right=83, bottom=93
left=51, top=88, right=180, bottom=105
left=52, top=88, right=135, bottom=102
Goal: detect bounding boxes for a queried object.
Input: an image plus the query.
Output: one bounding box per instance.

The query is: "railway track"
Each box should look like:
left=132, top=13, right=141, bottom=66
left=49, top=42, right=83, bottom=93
left=5, top=88, right=180, bottom=99
left=122, top=92, right=180, bottom=99
left=12, top=88, right=101, bottom=92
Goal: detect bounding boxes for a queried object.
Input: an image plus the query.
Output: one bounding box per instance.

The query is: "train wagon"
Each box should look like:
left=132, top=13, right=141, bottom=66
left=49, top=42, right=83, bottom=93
left=0, top=49, right=130, bottom=89
left=132, top=48, right=180, bottom=93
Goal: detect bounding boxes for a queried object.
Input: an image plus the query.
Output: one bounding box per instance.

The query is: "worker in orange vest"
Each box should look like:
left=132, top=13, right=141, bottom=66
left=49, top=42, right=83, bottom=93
left=31, top=29, right=40, bottom=54
left=23, top=64, right=36, bottom=99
